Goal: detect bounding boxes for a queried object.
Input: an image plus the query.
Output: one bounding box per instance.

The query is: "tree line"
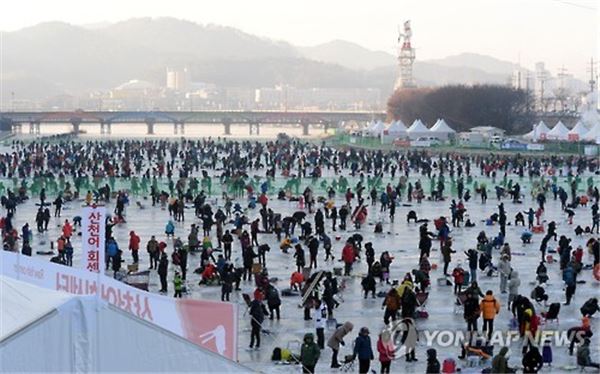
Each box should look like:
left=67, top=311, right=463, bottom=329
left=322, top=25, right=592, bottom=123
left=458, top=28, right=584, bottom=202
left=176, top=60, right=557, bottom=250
left=387, top=84, right=535, bottom=135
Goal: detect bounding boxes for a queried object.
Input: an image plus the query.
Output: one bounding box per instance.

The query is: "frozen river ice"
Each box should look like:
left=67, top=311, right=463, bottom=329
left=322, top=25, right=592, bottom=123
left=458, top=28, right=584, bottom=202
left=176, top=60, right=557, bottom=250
left=3, top=168, right=600, bottom=373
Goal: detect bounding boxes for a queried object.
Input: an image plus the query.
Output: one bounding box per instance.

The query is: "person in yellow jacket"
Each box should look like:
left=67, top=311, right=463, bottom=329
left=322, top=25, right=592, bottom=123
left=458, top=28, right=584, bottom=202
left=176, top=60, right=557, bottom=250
left=480, top=290, right=500, bottom=340
left=396, top=274, right=414, bottom=298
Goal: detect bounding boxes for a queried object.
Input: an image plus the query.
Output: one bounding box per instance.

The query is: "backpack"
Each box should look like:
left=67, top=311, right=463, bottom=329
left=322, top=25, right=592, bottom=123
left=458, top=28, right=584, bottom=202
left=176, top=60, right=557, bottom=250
left=442, top=358, right=456, bottom=373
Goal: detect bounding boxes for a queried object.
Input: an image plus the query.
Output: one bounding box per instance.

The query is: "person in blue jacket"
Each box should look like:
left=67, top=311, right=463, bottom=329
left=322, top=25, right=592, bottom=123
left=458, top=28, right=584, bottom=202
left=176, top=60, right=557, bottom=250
left=353, top=327, right=374, bottom=374
left=562, top=263, right=577, bottom=305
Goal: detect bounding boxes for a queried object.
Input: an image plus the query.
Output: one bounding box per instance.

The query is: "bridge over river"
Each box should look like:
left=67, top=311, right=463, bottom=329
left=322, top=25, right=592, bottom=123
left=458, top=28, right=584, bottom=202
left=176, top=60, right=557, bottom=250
left=0, top=110, right=386, bottom=136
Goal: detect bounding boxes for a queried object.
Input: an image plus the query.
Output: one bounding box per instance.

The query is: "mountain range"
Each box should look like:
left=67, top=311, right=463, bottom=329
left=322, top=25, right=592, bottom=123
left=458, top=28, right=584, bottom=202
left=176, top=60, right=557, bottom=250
left=1, top=17, right=524, bottom=102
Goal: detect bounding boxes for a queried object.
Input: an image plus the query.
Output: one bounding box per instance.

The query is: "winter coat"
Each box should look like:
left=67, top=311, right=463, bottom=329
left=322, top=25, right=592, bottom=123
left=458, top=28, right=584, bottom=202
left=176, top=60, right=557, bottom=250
left=377, top=334, right=395, bottom=363
left=300, top=333, right=320, bottom=367
left=452, top=267, right=465, bottom=285
left=266, top=286, right=281, bottom=308
left=426, top=349, right=441, bottom=373
left=342, top=244, right=355, bottom=264
left=327, top=321, right=353, bottom=350
left=383, top=289, right=401, bottom=311
left=401, top=289, right=418, bottom=319
left=441, top=242, right=454, bottom=263
left=353, top=334, right=374, bottom=360
left=480, top=294, right=500, bottom=320
left=508, top=271, right=521, bottom=295
left=129, top=233, right=140, bottom=250
left=498, top=258, right=511, bottom=276
left=577, top=343, right=592, bottom=367
left=107, top=240, right=119, bottom=257
left=361, top=275, right=376, bottom=291
left=249, top=299, right=267, bottom=324
left=491, top=347, right=510, bottom=373
left=157, top=256, right=168, bottom=276
left=562, top=266, right=576, bottom=286
left=522, top=347, right=543, bottom=373
left=313, top=303, right=328, bottom=329
left=464, top=297, right=480, bottom=321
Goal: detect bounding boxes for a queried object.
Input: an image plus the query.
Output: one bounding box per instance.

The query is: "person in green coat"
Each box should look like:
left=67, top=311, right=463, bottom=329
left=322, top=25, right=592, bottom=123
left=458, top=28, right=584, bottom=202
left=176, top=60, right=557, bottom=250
left=173, top=272, right=183, bottom=298
left=300, top=333, right=320, bottom=374
left=491, top=346, right=516, bottom=373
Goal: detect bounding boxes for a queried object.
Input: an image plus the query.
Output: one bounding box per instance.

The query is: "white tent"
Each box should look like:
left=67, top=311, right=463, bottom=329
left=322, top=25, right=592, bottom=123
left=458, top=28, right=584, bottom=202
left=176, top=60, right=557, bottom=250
left=407, top=119, right=430, bottom=139
left=0, top=276, right=249, bottom=373
left=523, top=121, right=551, bottom=141
left=385, top=120, right=407, bottom=137
left=368, top=121, right=386, bottom=136
left=429, top=119, right=456, bottom=140
left=568, top=121, right=589, bottom=141
left=584, top=122, right=600, bottom=143
left=547, top=121, right=569, bottom=140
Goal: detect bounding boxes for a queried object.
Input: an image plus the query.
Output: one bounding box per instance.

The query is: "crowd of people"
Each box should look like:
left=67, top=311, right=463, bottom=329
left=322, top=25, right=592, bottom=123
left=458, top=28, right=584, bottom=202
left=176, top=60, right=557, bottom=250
left=1, top=137, right=600, bottom=373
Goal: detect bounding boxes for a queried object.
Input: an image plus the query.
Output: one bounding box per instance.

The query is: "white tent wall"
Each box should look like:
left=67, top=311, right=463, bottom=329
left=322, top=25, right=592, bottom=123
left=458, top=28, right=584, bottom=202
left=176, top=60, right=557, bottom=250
left=407, top=119, right=430, bottom=140
left=0, top=282, right=249, bottom=373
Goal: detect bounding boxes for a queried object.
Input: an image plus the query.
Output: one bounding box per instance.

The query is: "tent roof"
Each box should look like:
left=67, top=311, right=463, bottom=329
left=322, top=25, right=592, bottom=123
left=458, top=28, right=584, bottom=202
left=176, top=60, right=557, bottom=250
left=407, top=119, right=429, bottom=132
left=536, top=121, right=551, bottom=133
left=430, top=119, right=455, bottom=133
left=387, top=120, right=407, bottom=133
left=584, top=122, right=600, bottom=141
left=369, top=121, right=385, bottom=134
left=569, top=121, right=589, bottom=135
left=547, top=121, right=569, bottom=138
left=0, top=276, right=250, bottom=373
left=0, top=275, right=74, bottom=340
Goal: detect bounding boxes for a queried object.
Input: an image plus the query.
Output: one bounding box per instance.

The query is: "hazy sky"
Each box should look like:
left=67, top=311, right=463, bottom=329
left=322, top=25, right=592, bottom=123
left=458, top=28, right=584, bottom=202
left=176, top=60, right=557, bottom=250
left=1, top=0, right=598, bottom=79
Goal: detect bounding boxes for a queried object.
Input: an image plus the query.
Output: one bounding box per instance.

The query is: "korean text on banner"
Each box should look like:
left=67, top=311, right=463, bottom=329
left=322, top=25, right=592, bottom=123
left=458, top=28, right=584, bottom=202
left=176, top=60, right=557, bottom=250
left=1, top=251, right=237, bottom=360
left=81, top=206, right=106, bottom=273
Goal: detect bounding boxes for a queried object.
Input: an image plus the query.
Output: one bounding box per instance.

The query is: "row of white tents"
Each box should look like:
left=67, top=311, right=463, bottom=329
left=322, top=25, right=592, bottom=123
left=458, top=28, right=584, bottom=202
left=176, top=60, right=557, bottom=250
left=524, top=120, right=600, bottom=142
left=365, top=118, right=456, bottom=140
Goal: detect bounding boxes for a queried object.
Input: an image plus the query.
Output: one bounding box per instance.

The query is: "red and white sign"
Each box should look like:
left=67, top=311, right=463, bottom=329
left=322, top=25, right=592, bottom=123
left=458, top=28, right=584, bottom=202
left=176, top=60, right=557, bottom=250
left=81, top=206, right=106, bottom=273
left=2, top=251, right=237, bottom=360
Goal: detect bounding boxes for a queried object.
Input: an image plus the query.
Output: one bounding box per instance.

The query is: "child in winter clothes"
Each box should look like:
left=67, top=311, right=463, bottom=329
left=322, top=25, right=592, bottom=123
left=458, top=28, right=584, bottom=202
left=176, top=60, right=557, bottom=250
left=377, top=330, right=395, bottom=373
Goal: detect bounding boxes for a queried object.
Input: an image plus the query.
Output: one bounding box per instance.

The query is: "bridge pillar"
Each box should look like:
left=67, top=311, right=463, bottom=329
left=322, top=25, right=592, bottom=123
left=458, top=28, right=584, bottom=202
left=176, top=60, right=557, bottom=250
left=223, top=118, right=232, bottom=135
left=302, top=121, right=310, bottom=136
left=100, top=121, right=112, bottom=135
left=146, top=119, right=155, bottom=135
left=173, top=121, right=185, bottom=135
left=249, top=122, right=260, bottom=136
left=71, top=119, right=81, bottom=135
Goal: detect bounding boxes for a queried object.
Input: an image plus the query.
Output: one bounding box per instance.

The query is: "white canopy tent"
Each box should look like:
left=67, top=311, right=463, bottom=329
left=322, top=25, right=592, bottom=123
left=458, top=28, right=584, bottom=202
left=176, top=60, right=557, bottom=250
left=429, top=119, right=456, bottom=140
left=0, top=276, right=249, bottom=373
left=584, top=122, right=600, bottom=143
left=367, top=121, right=386, bottom=136
left=523, top=121, right=551, bottom=141
left=568, top=121, right=589, bottom=141
left=385, top=120, right=408, bottom=137
left=407, top=119, right=430, bottom=139
left=547, top=121, right=569, bottom=141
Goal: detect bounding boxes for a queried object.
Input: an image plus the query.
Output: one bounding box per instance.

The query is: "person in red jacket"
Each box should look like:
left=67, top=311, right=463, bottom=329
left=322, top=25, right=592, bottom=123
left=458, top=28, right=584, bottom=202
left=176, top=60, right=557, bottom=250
left=129, top=230, right=140, bottom=264
left=258, top=193, right=268, bottom=208
left=62, top=219, right=73, bottom=239
left=377, top=329, right=396, bottom=373
left=342, top=241, right=356, bottom=276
